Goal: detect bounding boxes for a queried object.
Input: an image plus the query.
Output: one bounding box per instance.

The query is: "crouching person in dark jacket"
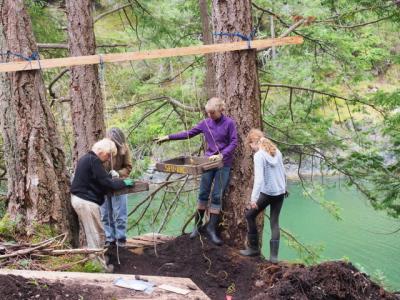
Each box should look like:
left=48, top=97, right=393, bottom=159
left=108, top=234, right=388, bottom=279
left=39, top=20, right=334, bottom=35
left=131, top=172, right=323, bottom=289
left=71, top=138, right=133, bottom=270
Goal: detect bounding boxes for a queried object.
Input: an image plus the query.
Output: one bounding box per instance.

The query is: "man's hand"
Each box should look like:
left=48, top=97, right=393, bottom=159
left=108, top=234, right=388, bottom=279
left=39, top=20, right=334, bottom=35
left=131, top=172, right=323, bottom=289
left=209, top=154, right=223, bottom=162
left=153, top=135, right=169, bottom=144
left=110, top=170, right=119, bottom=178
left=284, top=191, right=290, bottom=198
left=123, top=179, right=134, bottom=187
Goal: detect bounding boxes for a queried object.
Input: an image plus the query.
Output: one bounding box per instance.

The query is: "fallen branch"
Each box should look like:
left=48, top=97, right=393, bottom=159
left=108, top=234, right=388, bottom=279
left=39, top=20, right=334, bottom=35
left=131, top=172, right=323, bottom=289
left=40, top=248, right=105, bottom=256
left=0, top=239, right=55, bottom=259
left=51, top=257, right=89, bottom=271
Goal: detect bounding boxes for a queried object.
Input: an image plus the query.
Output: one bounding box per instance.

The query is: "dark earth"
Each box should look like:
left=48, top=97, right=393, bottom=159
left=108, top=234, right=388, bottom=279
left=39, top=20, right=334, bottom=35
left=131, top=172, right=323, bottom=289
left=0, top=234, right=398, bottom=299
left=0, top=274, right=108, bottom=300
left=108, top=234, right=398, bottom=300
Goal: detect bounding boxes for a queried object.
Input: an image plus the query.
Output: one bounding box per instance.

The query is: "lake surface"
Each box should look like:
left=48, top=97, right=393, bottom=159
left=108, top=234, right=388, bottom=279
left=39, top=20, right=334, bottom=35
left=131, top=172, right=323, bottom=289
left=127, top=179, right=400, bottom=291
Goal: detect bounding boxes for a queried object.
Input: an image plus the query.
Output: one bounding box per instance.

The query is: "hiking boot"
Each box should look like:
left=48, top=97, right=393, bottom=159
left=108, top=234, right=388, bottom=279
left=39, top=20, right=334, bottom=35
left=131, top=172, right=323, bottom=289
left=240, top=233, right=260, bottom=257
left=104, top=254, right=111, bottom=265
left=105, top=264, right=114, bottom=273
left=116, top=239, right=126, bottom=248
left=105, top=241, right=116, bottom=247
left=190, top=209, right=205, bottom=239
left=270, top=239, right=279, bottom=264
left=206, top=213, right=223, bottom=246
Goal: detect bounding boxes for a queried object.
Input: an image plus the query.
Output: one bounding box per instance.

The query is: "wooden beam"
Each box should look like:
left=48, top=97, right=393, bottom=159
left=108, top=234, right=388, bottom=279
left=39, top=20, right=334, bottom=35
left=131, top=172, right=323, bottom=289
left=0, top=36, right=303, bottom=73
left=0, top=269, right=210, bottom=299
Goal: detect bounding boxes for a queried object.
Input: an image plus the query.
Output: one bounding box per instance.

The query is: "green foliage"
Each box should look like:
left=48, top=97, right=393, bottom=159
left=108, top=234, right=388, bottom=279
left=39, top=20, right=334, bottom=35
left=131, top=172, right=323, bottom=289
left=283, top=231, right=325, bottom=265
left=0, top=198, right=6, bottom=220
left=0, top=214, right=19, bottom=240
left=354, top=263, right=390, bottom=290
left=301, top=184, right=343, bottom=220
left=30, top=223, right=58, bottom=244
left=25, top=0, right=65, bottom=45
left=82, top=260, right=104, bottom=273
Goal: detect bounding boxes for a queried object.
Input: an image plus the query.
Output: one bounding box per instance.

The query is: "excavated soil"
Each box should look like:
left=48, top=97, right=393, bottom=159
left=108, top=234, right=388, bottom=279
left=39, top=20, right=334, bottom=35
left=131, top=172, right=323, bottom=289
left=108, top=234, right=398, bottom=300
left=1, top=234, right=397, bottom=299
left=0, top=274, right=109, bottom=300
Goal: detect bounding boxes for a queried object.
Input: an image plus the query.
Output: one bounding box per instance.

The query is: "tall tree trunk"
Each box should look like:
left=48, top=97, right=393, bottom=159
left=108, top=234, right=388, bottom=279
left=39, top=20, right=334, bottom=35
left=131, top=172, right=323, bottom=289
left=66, top=0, right=105, bottom=163
left=0, top=0, right=78, bottom=244
left=199, top=0, right=216, bottom=99
left=211, top=0, right=263, bottom=248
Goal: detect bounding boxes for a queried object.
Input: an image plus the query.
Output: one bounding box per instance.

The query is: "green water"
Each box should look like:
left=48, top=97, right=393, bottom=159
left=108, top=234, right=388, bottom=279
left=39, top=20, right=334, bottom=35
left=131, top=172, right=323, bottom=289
left=127, top=180, right=400, bottom=291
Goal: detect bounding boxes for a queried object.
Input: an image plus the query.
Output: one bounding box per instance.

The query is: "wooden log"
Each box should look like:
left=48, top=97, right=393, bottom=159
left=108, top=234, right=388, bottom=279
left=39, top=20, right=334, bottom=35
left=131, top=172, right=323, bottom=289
left=40, top=248, right=105, bottom=256
left=0, top=269, right=210, bottom=299
left=0, top=239, right=55, bottom=259
left=0, top=36, right=303, bottom=73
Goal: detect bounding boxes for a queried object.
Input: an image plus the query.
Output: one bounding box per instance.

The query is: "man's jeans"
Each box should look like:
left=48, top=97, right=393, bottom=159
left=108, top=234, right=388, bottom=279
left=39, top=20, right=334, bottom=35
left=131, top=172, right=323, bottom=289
left=198, top=166, right=231, bottom=214
left=100, top=194, right=128, bottom=242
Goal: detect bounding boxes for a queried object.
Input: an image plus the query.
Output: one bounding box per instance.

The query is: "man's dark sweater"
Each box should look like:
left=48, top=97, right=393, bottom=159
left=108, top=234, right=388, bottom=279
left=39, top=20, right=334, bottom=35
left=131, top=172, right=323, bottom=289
left=71, top=151, right=126, bottom=205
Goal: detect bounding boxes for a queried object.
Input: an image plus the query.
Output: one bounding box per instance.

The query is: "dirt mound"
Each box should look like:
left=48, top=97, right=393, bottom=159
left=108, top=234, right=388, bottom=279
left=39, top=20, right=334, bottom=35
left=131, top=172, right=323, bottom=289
left=109, top=233, right=263, bottom=299
left=108, top=234, right=396, bottom=299
left=0, top=274, right=109, bottom=300
left=253, top=261, right=396, bottom=300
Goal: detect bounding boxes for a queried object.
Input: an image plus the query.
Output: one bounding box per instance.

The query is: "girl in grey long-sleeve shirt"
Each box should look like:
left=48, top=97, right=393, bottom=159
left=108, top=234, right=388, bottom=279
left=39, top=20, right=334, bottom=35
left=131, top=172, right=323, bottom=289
left=251, top=147, right=286, bottom=202
left=240, top=129, right=288, bottom=262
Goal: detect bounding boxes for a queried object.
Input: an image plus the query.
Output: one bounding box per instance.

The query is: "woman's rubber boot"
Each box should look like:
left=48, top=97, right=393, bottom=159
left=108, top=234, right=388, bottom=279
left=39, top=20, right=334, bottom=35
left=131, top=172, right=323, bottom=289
left=206, top=213, right=223, bottom=246
left=190, top=209, right=205, bottom=239
left=239, top=233, right=260, bottom=256
left=270, top=239, right=280, bottom=263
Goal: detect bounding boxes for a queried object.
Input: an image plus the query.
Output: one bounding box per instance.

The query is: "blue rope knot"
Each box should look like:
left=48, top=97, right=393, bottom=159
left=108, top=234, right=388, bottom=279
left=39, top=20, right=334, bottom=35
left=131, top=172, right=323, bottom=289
left=0, top=50, right=40, bottom=62
left=213, top=29, right=256, bottom=49
left=0, top=50, right=42, bottom=70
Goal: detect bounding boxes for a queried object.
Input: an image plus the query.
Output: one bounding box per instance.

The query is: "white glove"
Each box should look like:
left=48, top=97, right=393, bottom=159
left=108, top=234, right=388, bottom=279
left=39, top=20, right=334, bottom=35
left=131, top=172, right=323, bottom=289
left=110, top=170, right=119, bottom=178
left=209, top=154, right=223, bottom=162
left=154, top=135, right=169, bottom=144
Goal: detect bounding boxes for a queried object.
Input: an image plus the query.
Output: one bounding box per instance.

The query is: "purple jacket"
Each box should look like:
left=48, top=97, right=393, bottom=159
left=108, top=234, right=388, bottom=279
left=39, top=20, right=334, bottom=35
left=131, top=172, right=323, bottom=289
left=168, top=115, right=238, bottom=167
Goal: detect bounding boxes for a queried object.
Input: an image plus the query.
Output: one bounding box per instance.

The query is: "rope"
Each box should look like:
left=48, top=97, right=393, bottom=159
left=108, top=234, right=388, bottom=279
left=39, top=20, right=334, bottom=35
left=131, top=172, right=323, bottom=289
left=0, top=50, right=39, bottom=62
left=178, top=65, right=193, bottom=158
left=213, top=29, right=256, bottom=49
left=98, top=54, right=110, bottom=130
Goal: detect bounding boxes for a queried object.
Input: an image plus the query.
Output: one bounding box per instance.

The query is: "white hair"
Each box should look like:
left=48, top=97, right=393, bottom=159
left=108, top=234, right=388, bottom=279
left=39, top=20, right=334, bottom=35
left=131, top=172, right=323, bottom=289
left=92, top=138, right=117, bottom=156
left=205, top=97, right=225, bottom=112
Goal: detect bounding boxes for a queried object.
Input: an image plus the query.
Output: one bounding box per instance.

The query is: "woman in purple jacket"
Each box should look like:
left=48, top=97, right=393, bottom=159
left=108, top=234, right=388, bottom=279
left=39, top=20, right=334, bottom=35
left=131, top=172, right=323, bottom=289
left=156, top=97, right=238, bottom=245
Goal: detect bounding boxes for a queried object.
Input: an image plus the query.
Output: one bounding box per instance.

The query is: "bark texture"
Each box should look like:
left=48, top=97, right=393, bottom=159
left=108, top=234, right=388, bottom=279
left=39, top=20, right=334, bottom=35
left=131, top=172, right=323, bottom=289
left=66, top=0, right=105, bottom=163
left=199, top=0, right=216, bottom=99
left=0, top=0, right=78, bottom=243
left=211, top=0, right=263, bottom=247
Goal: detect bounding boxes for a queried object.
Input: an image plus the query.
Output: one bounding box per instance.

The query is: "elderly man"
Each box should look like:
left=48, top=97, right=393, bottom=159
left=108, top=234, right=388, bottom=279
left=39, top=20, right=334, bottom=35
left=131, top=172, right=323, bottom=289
left=71, top=138, right=133, bottom=269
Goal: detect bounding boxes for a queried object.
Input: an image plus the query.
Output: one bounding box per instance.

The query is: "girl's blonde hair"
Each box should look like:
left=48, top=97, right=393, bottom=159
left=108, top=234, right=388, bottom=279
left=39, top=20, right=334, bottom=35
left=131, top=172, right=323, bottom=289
left=260, top=137, right=277, bottom=157
left=92, top=138, right=117, bottom=156
left=246, top=128, right=277, bottom=157
left=205, top=97, right=225, bottom=112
